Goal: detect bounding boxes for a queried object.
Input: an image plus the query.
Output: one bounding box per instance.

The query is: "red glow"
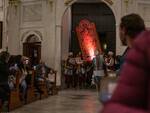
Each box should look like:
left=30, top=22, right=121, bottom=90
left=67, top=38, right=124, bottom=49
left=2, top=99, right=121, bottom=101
left=83, top=35, right=95, bottom=60
left=76, top=19, right=102, bottom=61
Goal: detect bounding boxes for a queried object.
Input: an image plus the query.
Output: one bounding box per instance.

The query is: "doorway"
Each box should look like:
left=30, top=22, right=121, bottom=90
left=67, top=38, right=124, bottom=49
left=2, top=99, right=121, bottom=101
left=23, top=34, right=41, bottom=66
left=71, top=2, right=116, bottom=55
left=61, top=1, right=116, bottom=89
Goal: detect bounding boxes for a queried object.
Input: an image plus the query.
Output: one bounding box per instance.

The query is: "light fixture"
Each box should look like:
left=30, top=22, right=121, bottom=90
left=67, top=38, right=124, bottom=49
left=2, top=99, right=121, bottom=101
left=64, top=0, right=73, bottom=5
left=103, top=43, right=107, bottom=50
left=124, top=0, right=129, bottom=4
left=9, top=0, right=20, bottom=7
left=124, top=0, right=129, bottom=13
left=124, top=0, right=129, bottom=8
left=48, top=0, right=53, bottom=4
left=47, top=0, right=53, bottom=11
left=103, top=0, right=114, bottom=5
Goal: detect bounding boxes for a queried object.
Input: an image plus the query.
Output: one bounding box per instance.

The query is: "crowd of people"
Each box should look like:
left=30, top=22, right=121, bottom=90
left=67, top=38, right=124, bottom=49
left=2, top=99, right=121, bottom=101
left=62, top=50, right=119, bottom=90
left=63, top=13, right=150, bottom=113
left=0, top=52, right=56, bottom=111
left=0, top=12, right=149, bottom=113
left=63, top=52, right=91, bottom=89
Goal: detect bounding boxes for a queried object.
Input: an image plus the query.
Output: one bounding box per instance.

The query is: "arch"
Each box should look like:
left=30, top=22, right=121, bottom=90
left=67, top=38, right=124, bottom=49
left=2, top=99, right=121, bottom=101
left=61, top=0, right=116, bottom=24
left=61, top=0, right=116, bottom=55
left=100, top=0, right=116, bottom=21
left=61, top=0, right=117, bottom=52
left=60, top=0, right=117, bottom=88
left=21, top=30, right=43, bottom=43
left=26, top=34, right=40, bottom=43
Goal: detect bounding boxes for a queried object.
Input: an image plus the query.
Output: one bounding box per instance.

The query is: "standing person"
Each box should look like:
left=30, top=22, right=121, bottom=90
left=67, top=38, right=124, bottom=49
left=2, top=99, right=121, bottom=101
left=101, top=14, right=147, bottom=113
left=100, top=13, right=146, bottom=104
left=75, top=52, right=83, bottom=88
left=80, top=63, right=86, bottom=88
left=105, top=51, right=115, bottom=71
left=18, top=58, right=29, bottom=103
left=101, top=31, right=150, bottom=113
left=0, top=51, right=10, bottom=109
left=92, top=50, right=105, bottom=93
left=65, top=52, right=75, bottom=88
left=35, top=61, right=50, bottom=81
left=116, top=13, right=145, bottom=73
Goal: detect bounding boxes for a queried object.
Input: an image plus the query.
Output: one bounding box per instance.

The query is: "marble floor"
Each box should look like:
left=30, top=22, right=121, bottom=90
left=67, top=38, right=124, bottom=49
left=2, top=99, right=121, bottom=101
left=12, top=90, right=103, bottom=113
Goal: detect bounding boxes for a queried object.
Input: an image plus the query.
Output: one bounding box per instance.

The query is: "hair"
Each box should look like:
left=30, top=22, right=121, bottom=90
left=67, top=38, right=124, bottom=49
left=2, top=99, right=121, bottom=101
left=0, top=51, right=10, bottom=62
left=120, top=13, right=145, bottom=38
left=15, top=55, right=22, bottom=64
left=8, top=55, right=15, bottom=67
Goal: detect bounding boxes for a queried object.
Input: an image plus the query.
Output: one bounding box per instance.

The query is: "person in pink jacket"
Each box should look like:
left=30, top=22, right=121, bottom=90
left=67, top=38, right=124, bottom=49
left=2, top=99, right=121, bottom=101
left=101, top=15, right=150, bottom=112
left=100, top=13, right=145, bottom=104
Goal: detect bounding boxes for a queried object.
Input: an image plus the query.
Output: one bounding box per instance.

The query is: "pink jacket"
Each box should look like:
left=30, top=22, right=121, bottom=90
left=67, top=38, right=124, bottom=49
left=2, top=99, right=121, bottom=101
left=101, top=31, right=150, bottom=113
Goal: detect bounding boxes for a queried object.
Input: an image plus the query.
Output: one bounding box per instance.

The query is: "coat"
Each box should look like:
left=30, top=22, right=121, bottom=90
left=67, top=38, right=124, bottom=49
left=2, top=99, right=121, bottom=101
left=0, top=58, right=10, bottom=102
left=0, top=59, right=9, bottom=84
left=101, top=31, right=150, bottom=113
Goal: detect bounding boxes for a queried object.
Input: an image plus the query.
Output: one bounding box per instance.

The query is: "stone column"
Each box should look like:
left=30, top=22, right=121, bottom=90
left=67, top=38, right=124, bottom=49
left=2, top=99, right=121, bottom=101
left=54, top=25, right=62, bottom=86
left=7, top=2, right=20, bottom=55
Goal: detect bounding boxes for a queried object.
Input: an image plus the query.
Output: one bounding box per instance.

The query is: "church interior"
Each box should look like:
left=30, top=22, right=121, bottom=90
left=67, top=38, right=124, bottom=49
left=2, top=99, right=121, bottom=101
left=0, top=0, right=150, bottom=113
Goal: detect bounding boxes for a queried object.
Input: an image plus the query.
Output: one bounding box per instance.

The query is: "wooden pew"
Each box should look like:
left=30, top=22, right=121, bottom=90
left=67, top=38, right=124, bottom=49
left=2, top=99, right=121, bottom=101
left=26, top=70, right=36, bottom=103
left=35, top=68, right=58, bottom=98
left=38, top=80, right=48, bottom=99
left=9, top=71, right=22, bottom=111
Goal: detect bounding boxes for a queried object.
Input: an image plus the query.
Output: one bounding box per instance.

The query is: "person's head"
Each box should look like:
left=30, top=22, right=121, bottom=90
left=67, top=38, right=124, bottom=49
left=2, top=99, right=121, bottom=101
left=78, top=52, right=81, bottom=56
left=39, top=60, right=45, bottom=65
left=14, top=55, right=22, bottom=64
left=120, top=13, right=145, bottom=47
left=0, top=51, right=10, bottom=63
left=68, top=52, right=73, bottom=57
left=76, top=52, right=81, bottom=57
left=94, top=50, right=99, bottom=56
left=21, top=56, right=29, bottom=66
left=108, top=51, right=114, bottom=57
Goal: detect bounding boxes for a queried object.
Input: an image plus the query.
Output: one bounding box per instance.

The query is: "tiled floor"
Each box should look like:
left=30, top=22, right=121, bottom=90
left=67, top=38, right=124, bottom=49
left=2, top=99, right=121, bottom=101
left=13, top=90, right=103, bottom=113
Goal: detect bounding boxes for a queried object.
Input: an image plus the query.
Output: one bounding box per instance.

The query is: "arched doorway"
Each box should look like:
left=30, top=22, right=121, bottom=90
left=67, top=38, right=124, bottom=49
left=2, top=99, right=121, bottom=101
left=71, top=2, right=116, bottom=55
left=62, top=1, right=116, bottom=58
left=61, top=0, right=116, bottom=89
left=23, top=34, right=41, bottom=66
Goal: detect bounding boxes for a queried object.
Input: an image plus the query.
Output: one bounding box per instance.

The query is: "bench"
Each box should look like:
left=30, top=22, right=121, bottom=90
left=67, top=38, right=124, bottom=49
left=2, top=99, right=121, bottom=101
left=26, top=70, right=37, bottom=103
left=9, top=71, right=22, bottom=111
left=38, top=80, right=48, bottom=99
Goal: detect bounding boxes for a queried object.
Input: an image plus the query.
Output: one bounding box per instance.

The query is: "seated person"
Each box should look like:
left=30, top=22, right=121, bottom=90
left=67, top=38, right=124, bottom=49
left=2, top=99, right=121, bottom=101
left=34, top=61, right=50, bottom=94
left=8, top=63, right=19, bottom=90
left=8, top=73, right=16, bottom=91
left=35, top=61, right=50, bottom=81
left=18, top=57, right=30, bottom=103
left=46, top=69, right=57, bottom=94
